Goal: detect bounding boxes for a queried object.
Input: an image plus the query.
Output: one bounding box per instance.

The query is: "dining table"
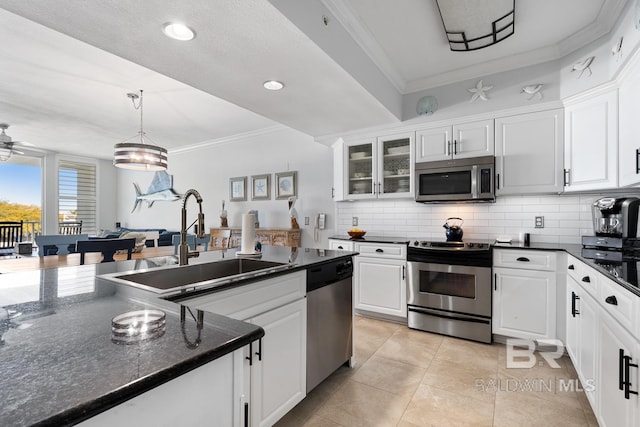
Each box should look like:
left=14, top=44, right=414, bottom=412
left=0, top=246, right=179, bottom=273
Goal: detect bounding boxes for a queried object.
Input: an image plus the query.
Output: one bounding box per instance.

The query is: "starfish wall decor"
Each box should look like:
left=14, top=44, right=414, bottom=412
left=468, top=80, right=493, bottom=102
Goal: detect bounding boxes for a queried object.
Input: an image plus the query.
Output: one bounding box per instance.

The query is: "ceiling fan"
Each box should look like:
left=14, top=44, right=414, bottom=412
left=0, top=123, right=30, bottom=161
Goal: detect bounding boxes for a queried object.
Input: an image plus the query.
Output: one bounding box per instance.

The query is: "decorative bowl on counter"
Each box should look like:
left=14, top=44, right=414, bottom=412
left=347, top=230, right=366, bottom=239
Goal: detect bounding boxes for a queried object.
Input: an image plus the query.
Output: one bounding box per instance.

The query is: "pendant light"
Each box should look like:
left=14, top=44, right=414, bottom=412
left=114, top=89, right=168, bottom=171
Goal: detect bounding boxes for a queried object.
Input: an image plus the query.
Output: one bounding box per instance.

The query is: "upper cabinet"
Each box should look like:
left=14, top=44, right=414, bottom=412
left=415, top=119, right=494, bottom=162
left=337, top=132, right=414, bottom=200
left=563, top=89, right=618, bottom=192
left=618, top=56, right=640, bottom=187
left=495, top=109, right=564, bottom=195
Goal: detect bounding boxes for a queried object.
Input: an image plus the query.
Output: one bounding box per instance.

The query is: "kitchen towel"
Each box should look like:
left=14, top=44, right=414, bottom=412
left=241, top=213, right=256, bottom=254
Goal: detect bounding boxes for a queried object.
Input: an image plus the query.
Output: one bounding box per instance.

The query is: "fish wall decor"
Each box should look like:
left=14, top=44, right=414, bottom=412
left=132, top=170, right=181, bottom=212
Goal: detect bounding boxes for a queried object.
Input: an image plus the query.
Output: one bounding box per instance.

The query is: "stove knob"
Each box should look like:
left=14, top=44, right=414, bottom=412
left=468, top=243, right=474, bottom=248
left=414, top=241, right=420, bottom=246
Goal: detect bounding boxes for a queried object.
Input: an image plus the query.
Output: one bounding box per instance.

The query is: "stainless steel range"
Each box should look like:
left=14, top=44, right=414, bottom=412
left=407, top=240, right=492, bottom=343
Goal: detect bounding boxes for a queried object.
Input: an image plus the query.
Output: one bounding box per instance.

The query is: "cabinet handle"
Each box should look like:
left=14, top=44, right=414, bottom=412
left=255, top=337, right=262, bottom=361
left=244, top=402, right=250, bottom=427
left=516, top=257, right=530, bottom=262
left=246, top=342, right=253, bottom=366
left=620, top=349, right=640, bottom=399
left=494, top=273, right=497, bottom=291
left=337, top=245, right=344, bottom=249
left=402, top=265, right=405, bottom=280
left=375, top=248, right=384, bottom=253
left=571, top=291, right=580, bottom=317
left=581, top=276, right=591, bottom=283
left=605, top=295, right=618, bottom=306
left=453, top=140, right=458, bottom=155
left=636, top=149, right=640, bottom=174
left=446, top=140, right=451, bottom=156
left=496, top=173, right=500, bottom=190
left=563, top=169, right=570, bottom=187
left=568, top=264, right=575, bottom=270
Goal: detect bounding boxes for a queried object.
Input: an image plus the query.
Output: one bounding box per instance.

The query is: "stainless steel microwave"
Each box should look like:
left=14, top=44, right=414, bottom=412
left=415, top=155, right=495, bottom=203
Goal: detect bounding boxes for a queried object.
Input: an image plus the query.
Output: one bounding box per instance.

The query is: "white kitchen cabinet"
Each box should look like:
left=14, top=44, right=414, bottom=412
left=246, top=298, right=306, bottom=427
left=492, top=249, right=557, bottom=340
left=494, top=109, right=564, bottom=195
left=328, top=239, right=354, bottom=251
left=566, top=276, right=598, bottom=408
left=563, top=89, right=618, bottom=191
left=353, top=242, right=407, bottom=318
left=341, top=133, right=413, bottom=200
left=598, top=312, right=639, bottom=427
left=80, top=350, right=244, bottom=427
left=618, top=54, right=640, bottom=187
left=415, top=119, right=494, bottom=162
left=493, top=267, right=556, bottom=340
left=184, top=271, right=306, bottom=427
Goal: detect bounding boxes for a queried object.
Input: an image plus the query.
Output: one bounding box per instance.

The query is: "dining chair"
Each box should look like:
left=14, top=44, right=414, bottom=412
left=209, top=229, right=231, bottom=250
left=0, top=220, right=23, bottom=255
left=171, top=234, right=212, bottom=255
left=35, top=234, right=90, bottom=256
left=76, top=238, right=136, bottom=264
left=58, top=220, right=83, bottom=235
left=141, top=231, right=160, bottom=248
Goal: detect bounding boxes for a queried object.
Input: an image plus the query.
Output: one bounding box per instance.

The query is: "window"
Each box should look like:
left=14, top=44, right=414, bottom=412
left=0, top=155, right=42, bottom=240
left=59, top=160, right=96, bottom=235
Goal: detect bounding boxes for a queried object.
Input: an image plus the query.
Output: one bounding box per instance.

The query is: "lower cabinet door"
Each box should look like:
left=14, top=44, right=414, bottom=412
left=80, top=351, right=240, bottom=427
left=492, top=268, right=556, bottom=340
left=354, top=256, right=406, bottom=318
left=597, top=313, right=639, bottom=427
left=249, top=298, right=306, bottom=427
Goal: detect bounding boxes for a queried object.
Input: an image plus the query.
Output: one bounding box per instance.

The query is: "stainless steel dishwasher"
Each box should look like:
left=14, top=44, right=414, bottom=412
left=306, top=257, right=353, bottom=393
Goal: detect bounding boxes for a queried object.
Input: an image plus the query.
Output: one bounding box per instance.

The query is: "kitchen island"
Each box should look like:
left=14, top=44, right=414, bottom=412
left=0, top=246, right=355, bottom=426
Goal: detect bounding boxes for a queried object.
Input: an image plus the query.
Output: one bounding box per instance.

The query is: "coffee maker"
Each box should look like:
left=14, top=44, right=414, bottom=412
left=582, top=197, right=640, bottom=256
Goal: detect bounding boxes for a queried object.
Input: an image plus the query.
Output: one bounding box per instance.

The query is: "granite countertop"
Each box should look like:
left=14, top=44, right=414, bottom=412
left=0, top=246, right=355, bottom=426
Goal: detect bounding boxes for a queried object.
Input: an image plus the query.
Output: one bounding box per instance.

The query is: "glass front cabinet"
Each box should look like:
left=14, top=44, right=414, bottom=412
left=340, top=132, right=414, bottom=200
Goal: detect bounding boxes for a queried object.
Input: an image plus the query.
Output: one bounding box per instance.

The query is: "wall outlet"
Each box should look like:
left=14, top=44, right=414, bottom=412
left=304, top=216, right=310, bottom=226
left=535, top=216, right=544, bottom=228
left=352, top=217, right=358, bottom=226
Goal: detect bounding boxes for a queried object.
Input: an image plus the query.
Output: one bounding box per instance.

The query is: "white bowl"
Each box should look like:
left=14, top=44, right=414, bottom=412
left=384, top=170, right=393, bottom=176
left=388, top=146, right=409, bottom=154
left=397, top=168, right=409, bottom=175
left=351, top=152, right=367, bottom=159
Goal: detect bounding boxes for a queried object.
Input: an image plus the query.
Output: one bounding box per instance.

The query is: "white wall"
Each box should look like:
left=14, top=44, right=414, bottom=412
left=115, top=126, right=335, bottom=248
left=335, top=193, right=640, bottom=245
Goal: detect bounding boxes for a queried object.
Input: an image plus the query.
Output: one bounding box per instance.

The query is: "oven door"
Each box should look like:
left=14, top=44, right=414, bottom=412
left=407, top=261, right=491, bottom=317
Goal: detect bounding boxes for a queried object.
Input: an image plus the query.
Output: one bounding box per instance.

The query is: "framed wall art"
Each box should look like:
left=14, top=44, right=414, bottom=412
left=229, top=176, right=247, bottom=201
left=275, top=171, right=297, bottom=199
left=251, top=174, right=271, bottom=200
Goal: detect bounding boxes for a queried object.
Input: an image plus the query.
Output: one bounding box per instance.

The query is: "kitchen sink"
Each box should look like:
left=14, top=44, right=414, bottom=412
left=104, top=258, right=293, bottom=294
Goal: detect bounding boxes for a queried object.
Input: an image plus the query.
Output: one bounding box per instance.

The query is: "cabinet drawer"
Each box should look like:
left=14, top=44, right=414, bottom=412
left=328, top=239, right=354, bottom=251
left=184, top=271, right=305, bottom=321
left=355, top=242, right=406, bottom=259
left=493, top=249, right=557, bottom=271
left=577, top=263, right=600, bottom=299
left=566, top=255, right=583, bottom=283
left=599, top=275, right=635, bottom=333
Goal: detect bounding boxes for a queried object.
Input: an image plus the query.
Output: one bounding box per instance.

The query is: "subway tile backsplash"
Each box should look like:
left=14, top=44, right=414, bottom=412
left=336, top=194, right=622, bottom=244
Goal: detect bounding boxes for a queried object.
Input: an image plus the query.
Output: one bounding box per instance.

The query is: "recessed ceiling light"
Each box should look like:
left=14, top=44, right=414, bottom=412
left=162, top=22, right=195, bottom=41
left=263, top=80, right=285, bottom=91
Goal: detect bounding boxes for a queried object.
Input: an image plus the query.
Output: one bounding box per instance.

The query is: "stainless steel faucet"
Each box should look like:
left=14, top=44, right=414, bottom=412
left=179, top=189, right=205, bottom=266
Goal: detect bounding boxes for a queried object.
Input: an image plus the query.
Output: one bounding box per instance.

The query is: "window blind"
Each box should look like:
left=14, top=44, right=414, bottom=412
left=58, top=160, right=96, bottom=235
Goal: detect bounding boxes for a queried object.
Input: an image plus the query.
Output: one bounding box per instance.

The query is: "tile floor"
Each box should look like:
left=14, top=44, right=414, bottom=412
left=276, top=315, right=598, bottom=427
